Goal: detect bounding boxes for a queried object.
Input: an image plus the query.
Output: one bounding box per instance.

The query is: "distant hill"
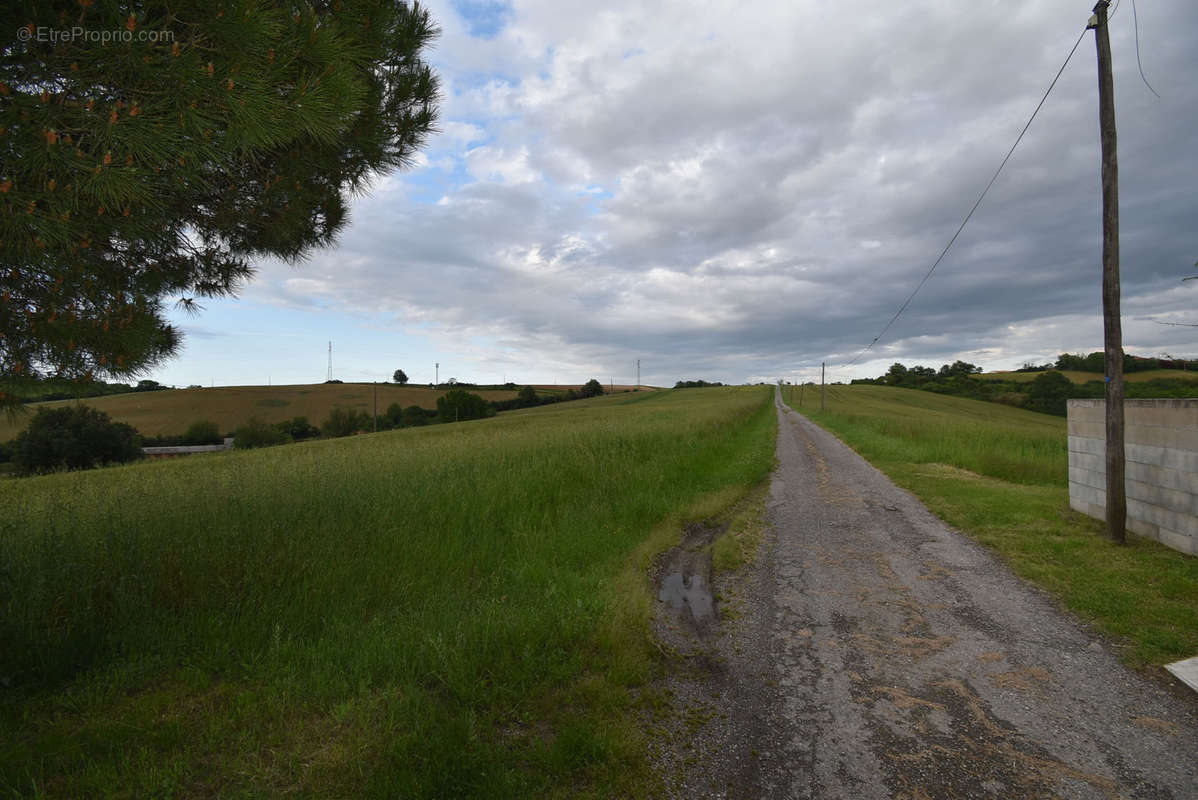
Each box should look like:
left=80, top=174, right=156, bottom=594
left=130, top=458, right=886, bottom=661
left=979, top=369, right=1197, bottom=385
left=0, top=383, right=520, bottom=441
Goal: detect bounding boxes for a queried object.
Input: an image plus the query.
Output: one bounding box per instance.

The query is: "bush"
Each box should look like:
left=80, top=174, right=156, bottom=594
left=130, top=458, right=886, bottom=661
left=402, top=405, right=435, bottom=427
left=275, top=416, right=321, bottom=440
left=1026, top=371, right=1072, bottom=416
left=182, top=419, right=222, bottom=446
left=12, top=405, right=142, bottom=474
left=233, top=417, right=291, bottom=449
left=383, top=402, right=405, bottom=428
left=994, top=392, right=1028, bottom=408
left=581, top=378, right=604, bottom=398
left=322, top=407, right=372, bottom=438
left=436, top=390, right=493, bottom=423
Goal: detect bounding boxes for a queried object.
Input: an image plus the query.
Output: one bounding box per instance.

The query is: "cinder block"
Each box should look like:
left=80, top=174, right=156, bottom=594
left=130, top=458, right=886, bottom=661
left=1069, top=436, right=1106, bottom=457
left=1128, top=500, right=1198, bottom=538
left=1070, top=410, right=1105, bottom=426
left=1069, top=451, right=1104, bottom=474
left=1126, top=479, right=1197, bottom=517
left=1069, top=467, right=1106, bottom=492
left=1127, top=443, right=1198, bottom=473
left=1070, top=497, right=1105, bottom=521
left=1123, top=461, right=1198, bottom=494
left=1072, top=482, right=1107, bottom=509
left=1127, top=516, right=1160, bottom=542
left=1069, top=421, right=1107, bottom=439
left=1158, top=528, right=1196, bottom=556
left=1126, top=425, right=1198, bottom=451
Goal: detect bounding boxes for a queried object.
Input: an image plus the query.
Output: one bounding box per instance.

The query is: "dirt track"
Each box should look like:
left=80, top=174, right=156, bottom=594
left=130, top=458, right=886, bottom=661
left=652, top=389, right=1198, bottom=799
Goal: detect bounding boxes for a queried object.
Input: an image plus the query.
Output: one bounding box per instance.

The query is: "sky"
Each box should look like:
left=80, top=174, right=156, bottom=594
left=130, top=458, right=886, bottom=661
left=153, top=0, right=1198, bottom=389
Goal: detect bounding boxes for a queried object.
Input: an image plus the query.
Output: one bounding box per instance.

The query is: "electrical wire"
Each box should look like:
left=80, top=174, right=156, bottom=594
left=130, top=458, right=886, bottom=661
left=1131, top=0, right=1161, bottom=97
left=837, top=24, right=1090, bottom=372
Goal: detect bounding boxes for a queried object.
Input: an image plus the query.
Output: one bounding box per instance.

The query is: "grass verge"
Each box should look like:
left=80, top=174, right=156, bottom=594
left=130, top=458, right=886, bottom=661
left=785, top=384, right=1198, bottom=671
left=0, top=386, right=776, bottom=798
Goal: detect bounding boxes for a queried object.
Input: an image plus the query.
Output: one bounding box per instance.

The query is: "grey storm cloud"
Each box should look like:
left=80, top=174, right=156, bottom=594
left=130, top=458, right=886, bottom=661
left=244, top=0, right=1198, bottom=384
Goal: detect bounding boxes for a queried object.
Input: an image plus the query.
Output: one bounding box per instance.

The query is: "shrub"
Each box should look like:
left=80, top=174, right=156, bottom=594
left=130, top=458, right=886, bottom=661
left=517, top=385, right=538, bottom=406
left=402, top=405, right=434, bottom=427
left=233, top=417, right=291, bottom=449
left=322, top=407, right=372, bottom=438
left=383, top=402, right=405, bottom=428
left=436, top=389, right=493, bottom=423
left=275, top=416, right=321, bottom=440
left=581, top=378, right=604, bottom=398
left=182, top=419, right=222, bottom=446
left=13, top=405, right=142, bottom=474
left=1026, top=371, right=1072, bottom=416
left=994, top=392, right=1028, bottom=408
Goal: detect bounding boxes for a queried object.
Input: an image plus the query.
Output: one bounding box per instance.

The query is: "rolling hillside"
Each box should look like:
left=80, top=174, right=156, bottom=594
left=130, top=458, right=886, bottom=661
left=979, top=369, right=1197, bottom=384
left=0, top=383, right=521, bottom=440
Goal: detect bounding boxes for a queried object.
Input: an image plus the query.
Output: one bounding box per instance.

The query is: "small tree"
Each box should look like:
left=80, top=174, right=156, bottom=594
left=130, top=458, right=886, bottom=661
left=13, top=405, right=142, bottom=474
left=233, top=417, right=290, bottom=449
left=517, top=385, right=539, bottom=407
left=581, top=378, right=605, bottom=398
left=275, top=416, right=320, bottom=441
left=322, top=407, right=371, bottom=438
left=182, top=419, right=221, bottom=445
left=402, top=404, right=432, bottom=427
left=383, top=402, right=405, bottom=428
left=436, top=389, right=492, bottom=422
left=393, top=369, right=409, bottom=385
left=1026, top=371, right=1073, bottom=416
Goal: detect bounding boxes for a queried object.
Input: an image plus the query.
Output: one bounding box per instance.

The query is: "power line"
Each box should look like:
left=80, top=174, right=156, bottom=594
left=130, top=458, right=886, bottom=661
left=838, top=23, right=1090, bottom=371
left=1131, top=0, right=1161, bottom=98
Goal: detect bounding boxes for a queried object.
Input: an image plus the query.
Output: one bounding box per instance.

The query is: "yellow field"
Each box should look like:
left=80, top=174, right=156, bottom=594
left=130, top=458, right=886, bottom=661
left=1, top=383, right=518, bottom=439
left=979, top=369, right=1197, bottom=384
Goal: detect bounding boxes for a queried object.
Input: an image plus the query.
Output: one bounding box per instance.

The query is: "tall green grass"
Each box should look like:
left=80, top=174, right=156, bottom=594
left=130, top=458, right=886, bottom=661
left=786, top=384, right=1198, bottom=670
left=1, top=387, right=776, bottom=797
left=786, top=383, right=1066, bottom=484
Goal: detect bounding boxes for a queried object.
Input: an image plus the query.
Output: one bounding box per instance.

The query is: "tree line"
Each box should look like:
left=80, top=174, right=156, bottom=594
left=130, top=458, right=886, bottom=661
left=852, top=355, right=1198, bottom=416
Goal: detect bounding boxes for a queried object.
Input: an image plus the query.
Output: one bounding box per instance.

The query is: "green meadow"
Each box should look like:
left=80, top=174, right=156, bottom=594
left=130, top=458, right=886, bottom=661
left=785, top=384, right=1198, bottom=671
left=1, top=386, right=776, bottom=798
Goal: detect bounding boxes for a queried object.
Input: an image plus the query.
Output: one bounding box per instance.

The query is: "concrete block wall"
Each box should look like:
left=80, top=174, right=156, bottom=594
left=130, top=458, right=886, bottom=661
left=1067, top=399, right=1198, bottom=556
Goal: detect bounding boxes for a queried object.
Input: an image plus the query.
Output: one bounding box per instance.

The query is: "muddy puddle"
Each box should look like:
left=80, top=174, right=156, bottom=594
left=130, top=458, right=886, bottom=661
left=658, top=571, right=714, bottom=622
left=654, top=520, right=724, bottom=635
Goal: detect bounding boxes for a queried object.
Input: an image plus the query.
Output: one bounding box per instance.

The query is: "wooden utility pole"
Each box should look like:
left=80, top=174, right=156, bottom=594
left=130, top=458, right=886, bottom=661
left=1091, top=0, right=1126, bottom=544
left=820, top=362, right=826, bottom=411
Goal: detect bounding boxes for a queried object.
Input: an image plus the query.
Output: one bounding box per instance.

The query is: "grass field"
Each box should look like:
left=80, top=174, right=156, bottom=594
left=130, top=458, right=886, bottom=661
left=0, top=386, right=776, bottom=798
left=979, top=369, right=1198, bottom=384
left=784, top=384, right=1198, bottom=671
left=0, top=383, right=521, bottom=441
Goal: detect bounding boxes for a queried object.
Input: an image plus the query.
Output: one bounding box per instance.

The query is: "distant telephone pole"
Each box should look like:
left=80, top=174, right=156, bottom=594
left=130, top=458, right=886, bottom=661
left=326, top=341, right=333, bottom=382
left=435, top=362, right=439, bottom=388
left=637, top=359, right=641, bottom=391
left=821, top=362, right=826, bottom=411
left=1090, top=0, right=1126, bottom=544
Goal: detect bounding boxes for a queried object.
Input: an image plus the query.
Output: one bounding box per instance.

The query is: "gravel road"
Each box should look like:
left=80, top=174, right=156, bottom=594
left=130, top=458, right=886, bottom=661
left=653, top=389, right=1198, bottom=799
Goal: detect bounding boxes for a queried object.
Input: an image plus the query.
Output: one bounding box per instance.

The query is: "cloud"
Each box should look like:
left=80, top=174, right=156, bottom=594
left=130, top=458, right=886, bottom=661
left=242, top=0, right=1198, bottom=384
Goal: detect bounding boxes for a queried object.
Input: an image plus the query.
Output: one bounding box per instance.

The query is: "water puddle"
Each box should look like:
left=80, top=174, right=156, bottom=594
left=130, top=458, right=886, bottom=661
left=659, top=571, right=715, bottom=623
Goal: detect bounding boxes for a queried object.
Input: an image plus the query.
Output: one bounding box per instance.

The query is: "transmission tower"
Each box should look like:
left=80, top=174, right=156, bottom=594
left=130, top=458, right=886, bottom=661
left=327, top=341, right=333, bottom=382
